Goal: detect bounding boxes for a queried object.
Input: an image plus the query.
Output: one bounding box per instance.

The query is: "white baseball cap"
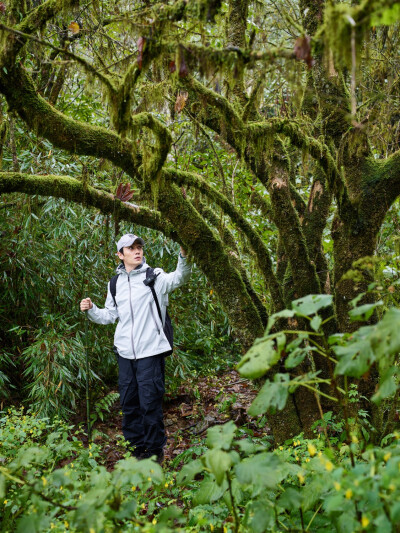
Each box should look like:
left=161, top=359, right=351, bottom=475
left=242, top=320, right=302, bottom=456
left=116, top=233, right=145, bottom=252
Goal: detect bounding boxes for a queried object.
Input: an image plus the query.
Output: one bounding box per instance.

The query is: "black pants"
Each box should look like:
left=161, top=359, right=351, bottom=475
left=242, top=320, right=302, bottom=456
left=117, top=352, right=166, bottom=457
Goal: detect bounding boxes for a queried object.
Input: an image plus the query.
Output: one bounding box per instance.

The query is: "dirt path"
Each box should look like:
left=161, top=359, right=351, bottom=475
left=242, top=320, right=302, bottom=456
left=92, top=370, right=268, bottom=469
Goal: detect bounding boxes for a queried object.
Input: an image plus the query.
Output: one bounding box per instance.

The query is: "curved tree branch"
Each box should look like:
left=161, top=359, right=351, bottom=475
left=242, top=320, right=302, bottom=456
left=268, top=165, right=321, bottom=301
left=0, top=172, right=174, bottom=237
left=163, top=167, right=284, bottom=310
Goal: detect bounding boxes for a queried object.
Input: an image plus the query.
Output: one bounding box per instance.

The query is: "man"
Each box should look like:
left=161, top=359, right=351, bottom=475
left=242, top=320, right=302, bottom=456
left=80, top=233, right=191, bottom=463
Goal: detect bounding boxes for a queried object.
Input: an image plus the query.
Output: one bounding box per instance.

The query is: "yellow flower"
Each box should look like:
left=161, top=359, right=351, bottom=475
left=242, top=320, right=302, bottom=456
left=334, top=482, right=341, bottom=491
left=210, top=526, right=214, bottom=532
left=384, top=452, right=391, bottom=462
left=297, top=473, right=305, bottom=484
left=42, top=476, right=47, bottom=487
left=351, top=435, right=358, bottom=444
left=308, top=443, right=316, bottom=457
left=152, top=518, right=157, bottom=525
left=3, top=500, right=8, bottom=505
left=150, top=469, right=154, bottom=473
left=60, top=486, right=63, bottom=491
left=132, top=486, right=136, bottom=491
left=361, top=516, right=369, bottom=528
left=64, top=521, right=69, bottom=529
left=90, top=529, right=96, bottom=533
left=147, top=477, right=152, bottom=481
left=295, top=455, right=299, bottom=461
left=345, top=489, right=353, bottom=499
left=223, top=527, right=228, bottom=533
left=279, top=446, right=283, bottom=451
left=165, top=483, right=169, bottom=488
left=71, top=463, right=74, bottom=468
left=141, top=503, right=146, bottom=509
left=50, top=524, right=55, bottom=529
left=305, top=458, right=310, bottom=463
left=325, top=461, right=334, bottom=472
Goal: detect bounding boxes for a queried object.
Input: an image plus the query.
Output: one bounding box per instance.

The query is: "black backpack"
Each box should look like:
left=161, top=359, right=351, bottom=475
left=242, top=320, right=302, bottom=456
left=109, top=267, right=174, bottom=356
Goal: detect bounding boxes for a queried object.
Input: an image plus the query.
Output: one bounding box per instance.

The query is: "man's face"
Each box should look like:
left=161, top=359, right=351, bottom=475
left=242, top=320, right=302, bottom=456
left=117, top=243, right=144, bottom=269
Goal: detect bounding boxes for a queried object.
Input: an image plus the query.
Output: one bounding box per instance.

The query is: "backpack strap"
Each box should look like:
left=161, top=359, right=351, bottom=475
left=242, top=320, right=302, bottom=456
left=145, top=267, right=163, bottom=325
left=110, top=275, right=119, bottom=307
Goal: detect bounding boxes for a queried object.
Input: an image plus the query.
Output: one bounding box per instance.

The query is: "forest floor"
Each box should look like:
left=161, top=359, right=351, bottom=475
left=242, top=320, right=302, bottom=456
left=84, top=369, right=269, bottom=470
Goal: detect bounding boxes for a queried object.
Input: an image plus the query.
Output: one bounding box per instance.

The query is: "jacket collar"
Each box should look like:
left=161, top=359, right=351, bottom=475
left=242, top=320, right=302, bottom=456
left=116, top=259, right=149, bottom=276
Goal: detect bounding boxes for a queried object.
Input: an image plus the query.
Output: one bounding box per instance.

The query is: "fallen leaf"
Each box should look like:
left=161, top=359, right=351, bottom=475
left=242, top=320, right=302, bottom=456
left=175, top=91, right=188, bottom=113
left=68, top=21, right=80, bottom=34
left=115, top=183, right=135, bottom=202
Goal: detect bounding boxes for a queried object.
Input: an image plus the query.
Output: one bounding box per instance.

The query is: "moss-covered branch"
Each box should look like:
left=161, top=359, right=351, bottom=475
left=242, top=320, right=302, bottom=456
left=157, top=181, right=264, bottom=348
left=268, top=165, right=321, bottom=301
left=182, top=76, right=245, bottom=153
left=164, top=167, right=284, bottom=310
left=363, top=151, right=400, bottom=226
left=0, top=65, right=174, bottom=184
left=0, top=172, right=175, bottom=238
left=196, top=200, right=269, bottom=325
left=0, top=22, right=117, bottom=93
left=1, top=0, right=78, bottom=65
left=247, top=119, right=344, bottom=196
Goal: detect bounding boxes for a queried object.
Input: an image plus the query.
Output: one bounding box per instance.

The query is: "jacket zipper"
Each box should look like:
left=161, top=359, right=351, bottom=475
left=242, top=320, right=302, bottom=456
left=149, top=303, right=161, bottom=335
left=128, top=276, right=136, bottom=359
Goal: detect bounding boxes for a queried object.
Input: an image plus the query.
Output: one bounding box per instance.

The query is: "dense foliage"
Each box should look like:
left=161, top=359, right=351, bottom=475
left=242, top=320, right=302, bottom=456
left=2, top=298, right=400, bottom=532
left=2, top=0, right=400, bottom=530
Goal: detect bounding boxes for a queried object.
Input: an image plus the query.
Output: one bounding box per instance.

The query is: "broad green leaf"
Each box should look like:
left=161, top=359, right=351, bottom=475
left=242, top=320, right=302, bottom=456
left=278, top=487, right=303, bottom=510
left=17, top=515, right=39, bottom=533
left=156, top=505, right=184, bottom=525
left=310, top=315, right=322, bottom=331
left=333, top=339, right=375, bottom=378
left=348, top=300, right=383, bottom=321
left=237, top=338, right=280, bottom=379
left=266, top=309, right=296, bottom=333
left=177, top=458, right=203, bottom=485
left=245, top=500, right=275, bottom=532
left=248, top=374, right=289, bottom=416
left=206, top=421, right=237, bottom=450
left=115, top=500, right=137, bottom=520
left=369, top=307, right=400, bottom=361
left=336, top=512, right=359, bottom=533
left=203, top=449, right=232, bottom=485
left=193, top=479, right=227, bottom=505
left=235, top=439, right=268, bottom=455
left=235, top=452, right=286, bottom=489
left=372, top=367, right=399, bottom=404
left=285, top=347, right=307, bottom=369
left=390, top=501, right=400, bottom=523
left=291, top=294, right=333, bottom=316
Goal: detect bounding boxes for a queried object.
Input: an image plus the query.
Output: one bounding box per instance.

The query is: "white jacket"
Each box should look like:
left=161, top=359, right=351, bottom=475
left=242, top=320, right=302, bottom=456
left=87, top=255, right=191, bottom=360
